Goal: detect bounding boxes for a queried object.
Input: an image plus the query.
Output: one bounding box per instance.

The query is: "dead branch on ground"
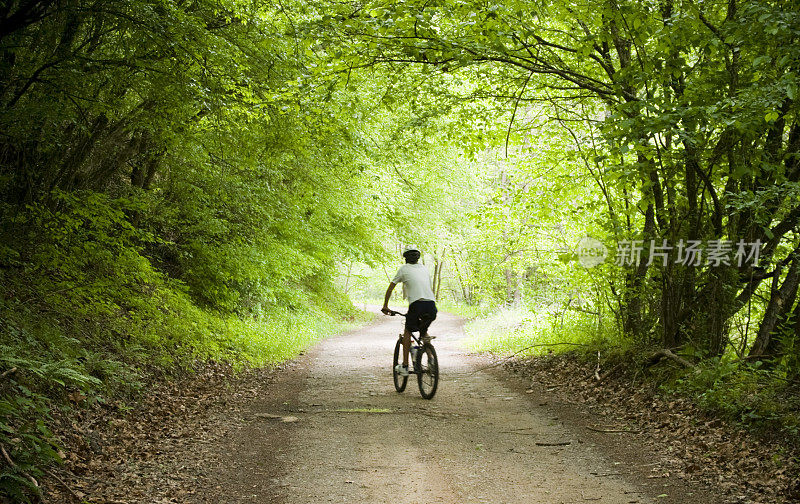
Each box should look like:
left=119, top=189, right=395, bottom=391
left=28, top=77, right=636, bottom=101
left=645, top=349, right=696, bottom=369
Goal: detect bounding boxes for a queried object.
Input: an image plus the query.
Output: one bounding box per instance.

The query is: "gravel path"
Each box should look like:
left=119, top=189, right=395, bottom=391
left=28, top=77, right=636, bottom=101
left=192, top=310, right=721, bottom=504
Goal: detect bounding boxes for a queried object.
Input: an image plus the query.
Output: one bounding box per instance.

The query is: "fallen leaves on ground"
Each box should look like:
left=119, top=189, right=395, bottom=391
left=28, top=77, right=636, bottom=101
left=40, top=362, right=281, bottom=504
left=505, top=353, right=800, bottom=504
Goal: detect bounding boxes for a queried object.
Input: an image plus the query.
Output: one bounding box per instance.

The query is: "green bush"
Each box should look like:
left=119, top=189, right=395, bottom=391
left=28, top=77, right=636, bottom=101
left=463, top=306, right=616, bottom=356
left=669, top=359, right=800, bottom=442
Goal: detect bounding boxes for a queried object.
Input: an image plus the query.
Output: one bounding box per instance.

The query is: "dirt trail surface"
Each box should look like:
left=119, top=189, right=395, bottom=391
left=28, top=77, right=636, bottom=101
left=193, top=311, right=724, bottom=504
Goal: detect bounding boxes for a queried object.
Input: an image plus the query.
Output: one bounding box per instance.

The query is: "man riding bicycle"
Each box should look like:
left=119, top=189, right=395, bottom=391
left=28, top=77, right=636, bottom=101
left=381, top=245, right=437, bottom=377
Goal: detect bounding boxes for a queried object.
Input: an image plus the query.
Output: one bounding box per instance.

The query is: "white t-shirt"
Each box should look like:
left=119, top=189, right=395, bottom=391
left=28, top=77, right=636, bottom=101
left=391, top=263, right=436, bottom=305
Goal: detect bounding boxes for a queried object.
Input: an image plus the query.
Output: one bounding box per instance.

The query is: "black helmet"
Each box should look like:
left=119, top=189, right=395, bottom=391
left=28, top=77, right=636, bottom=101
left=402, top=245, right=420, bottom=257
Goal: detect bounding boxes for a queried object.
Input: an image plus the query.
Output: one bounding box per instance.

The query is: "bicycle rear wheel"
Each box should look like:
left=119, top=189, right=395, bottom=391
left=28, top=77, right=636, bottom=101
left=393, top=337, right=408, bottom=392
left=415, top=343, right=439, bottom=399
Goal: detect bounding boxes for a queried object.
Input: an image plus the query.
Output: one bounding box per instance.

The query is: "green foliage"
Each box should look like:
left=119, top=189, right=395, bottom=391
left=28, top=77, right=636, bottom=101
left=669, top=360, right=800, bottom=442
left=0, top=386, right=59, bottom=500
left=0, top=325, right=108, bottom=499
left=464, top=306, right=616, bottom=356
left=433, top=299, right=488, bottom=319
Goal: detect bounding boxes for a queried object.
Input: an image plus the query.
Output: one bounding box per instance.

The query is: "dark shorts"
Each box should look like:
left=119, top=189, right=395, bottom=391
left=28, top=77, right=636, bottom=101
left=406, top=300, right=437, bottom=334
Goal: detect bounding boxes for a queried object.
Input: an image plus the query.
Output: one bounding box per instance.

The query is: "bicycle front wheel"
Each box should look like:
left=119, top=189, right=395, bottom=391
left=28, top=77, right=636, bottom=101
left=393, top=337, right=408, bottom=392
left=416, top=343, right=439, bottom=399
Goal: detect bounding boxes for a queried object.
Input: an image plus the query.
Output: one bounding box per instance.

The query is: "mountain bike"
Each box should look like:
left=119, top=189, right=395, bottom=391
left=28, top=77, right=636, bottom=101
left=386, top=310, right=439, bottom=399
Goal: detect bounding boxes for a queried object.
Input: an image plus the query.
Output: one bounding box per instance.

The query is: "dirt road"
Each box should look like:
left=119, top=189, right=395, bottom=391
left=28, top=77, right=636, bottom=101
left=196, top=311, right=719, bottom=504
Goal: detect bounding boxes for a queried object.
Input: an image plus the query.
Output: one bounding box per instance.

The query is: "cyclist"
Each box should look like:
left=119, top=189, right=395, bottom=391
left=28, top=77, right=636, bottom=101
left=381, top=245, right=437, bottom=377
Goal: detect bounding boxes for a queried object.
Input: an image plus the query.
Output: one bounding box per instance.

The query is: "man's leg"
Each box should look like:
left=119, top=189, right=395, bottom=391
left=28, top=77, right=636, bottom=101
left=420, top=303, right=437, bottom=342
left=402, top=329, right=412, bottom=366
left=403, top=300, right=420, bottom=368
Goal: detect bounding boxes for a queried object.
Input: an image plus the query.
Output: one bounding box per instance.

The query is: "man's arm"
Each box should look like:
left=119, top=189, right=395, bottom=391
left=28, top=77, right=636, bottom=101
left=381, top=282, right=396, bottom=314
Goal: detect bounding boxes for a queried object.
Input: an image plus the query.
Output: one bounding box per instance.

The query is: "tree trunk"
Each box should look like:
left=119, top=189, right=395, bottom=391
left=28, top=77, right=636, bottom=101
left=749, top=254, right=800, bottom=359
left=434, top=250, right=444, bottom=301
left=452, top=254, right=470, bottom=304
left=622, top=202, right=655, bottom=340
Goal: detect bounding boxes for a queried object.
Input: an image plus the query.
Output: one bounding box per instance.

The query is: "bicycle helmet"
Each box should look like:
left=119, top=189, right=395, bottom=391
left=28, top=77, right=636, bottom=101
left=402, top=245, right=420, bottom=257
